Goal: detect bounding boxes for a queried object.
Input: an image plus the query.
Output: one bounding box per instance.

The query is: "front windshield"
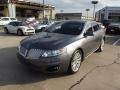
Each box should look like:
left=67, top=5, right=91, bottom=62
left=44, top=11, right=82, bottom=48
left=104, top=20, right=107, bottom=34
left=46, top=21, right=84, bottom=35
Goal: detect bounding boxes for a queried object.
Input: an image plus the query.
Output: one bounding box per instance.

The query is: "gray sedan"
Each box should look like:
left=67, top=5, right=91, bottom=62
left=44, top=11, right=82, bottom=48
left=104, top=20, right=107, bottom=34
left=17, top=20, right=106, bottom=74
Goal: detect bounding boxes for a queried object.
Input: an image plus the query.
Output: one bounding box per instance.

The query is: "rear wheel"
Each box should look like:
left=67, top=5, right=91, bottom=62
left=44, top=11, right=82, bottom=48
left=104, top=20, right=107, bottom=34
left=68, top=50, right=82, bottom=74
left=41, top=27, right=45, bottom=31
left=97, top=38, right=105, bottom=52
left=4, top=28, right=9, bottom=34
left=17, top=30, right=23, bottom=36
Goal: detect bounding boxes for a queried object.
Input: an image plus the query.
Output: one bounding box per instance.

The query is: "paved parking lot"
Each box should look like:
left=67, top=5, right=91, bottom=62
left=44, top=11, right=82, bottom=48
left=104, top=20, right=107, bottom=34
left=0, top=30, right=120, bottom=90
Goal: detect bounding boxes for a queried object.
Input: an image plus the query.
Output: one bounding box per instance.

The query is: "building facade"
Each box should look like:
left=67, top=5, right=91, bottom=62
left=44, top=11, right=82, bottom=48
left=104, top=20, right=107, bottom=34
left=96, top=7, right=120, bottom=22
left=55, top=13, right=82, bottom=20
left=0, top=0, right=55, bottom=20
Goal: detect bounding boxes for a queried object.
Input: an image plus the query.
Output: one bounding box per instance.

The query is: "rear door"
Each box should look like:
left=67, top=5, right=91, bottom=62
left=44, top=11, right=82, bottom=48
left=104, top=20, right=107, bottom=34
left=92, top=23, right=102, bottom=49
left=82, top=22, right=96, bottom=57
left=8, top=22, right=18, bottom=33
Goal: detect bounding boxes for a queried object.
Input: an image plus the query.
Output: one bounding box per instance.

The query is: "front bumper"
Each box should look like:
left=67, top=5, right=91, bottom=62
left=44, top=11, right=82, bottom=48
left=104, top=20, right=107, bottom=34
left=17, top=52, right=70, bottom=73
left=23, top=31, right=35, bottom=35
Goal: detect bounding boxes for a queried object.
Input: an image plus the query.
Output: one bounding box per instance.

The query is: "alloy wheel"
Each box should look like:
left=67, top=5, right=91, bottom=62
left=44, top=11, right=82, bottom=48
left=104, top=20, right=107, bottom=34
left=69, top=50, right=82, bottom=73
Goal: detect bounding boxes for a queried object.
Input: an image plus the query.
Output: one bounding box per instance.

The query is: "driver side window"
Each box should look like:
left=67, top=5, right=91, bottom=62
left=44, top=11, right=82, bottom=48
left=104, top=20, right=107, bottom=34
left=87, top=27, right=93, bottom=33
left=9, top=22, right=15, bottom=26
left=85, top=27, right=94, bottom=36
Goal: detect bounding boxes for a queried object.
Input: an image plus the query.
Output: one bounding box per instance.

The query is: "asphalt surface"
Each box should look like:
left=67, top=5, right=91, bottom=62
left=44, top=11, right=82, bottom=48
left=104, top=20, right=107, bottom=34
left=0, top=30, right=120, bottom=90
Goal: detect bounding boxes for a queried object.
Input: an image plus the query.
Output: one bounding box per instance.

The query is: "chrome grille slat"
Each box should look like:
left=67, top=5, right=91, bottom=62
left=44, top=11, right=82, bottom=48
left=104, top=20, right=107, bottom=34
left=19, top=46, right=27, bottom=57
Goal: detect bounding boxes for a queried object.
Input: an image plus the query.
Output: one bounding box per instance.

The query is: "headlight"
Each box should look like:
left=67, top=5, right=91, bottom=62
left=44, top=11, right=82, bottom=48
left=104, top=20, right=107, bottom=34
left=27, top=48, right=65, bottom=59
left=17, top=44, right=21, bottom=51
left=41, top=50, right=63, bottom=57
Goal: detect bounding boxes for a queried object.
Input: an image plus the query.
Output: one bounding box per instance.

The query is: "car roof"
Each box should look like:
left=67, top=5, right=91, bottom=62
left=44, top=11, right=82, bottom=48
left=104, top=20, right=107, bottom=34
left=59, top=20, right=98, bottom=24
left=0, top=17, right=16, bottom=18
left=9, top=21, right=21, bottom=23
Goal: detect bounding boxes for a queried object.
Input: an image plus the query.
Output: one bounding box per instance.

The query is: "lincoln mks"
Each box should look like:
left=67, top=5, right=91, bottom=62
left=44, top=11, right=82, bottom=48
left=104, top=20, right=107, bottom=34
left=17, top=20, right=105, bottom=74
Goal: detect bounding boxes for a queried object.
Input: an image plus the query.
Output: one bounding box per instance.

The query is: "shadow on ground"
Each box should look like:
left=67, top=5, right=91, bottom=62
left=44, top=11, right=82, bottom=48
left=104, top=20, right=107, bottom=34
left=105, top=34, right=120, bottom=46
left=0, top=47, right=67, bottom=86
left=0, top=30, right=22, bottom=37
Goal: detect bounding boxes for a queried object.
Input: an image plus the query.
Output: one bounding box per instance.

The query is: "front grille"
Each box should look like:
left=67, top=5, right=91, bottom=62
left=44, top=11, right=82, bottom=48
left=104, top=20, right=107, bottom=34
left=28, top=32, right=35, bottom=35
left=27, top=49, right=44, bottom=59
left=19, top=46, right=27, bottom=57
left=27, top=29, right=34, bottom=31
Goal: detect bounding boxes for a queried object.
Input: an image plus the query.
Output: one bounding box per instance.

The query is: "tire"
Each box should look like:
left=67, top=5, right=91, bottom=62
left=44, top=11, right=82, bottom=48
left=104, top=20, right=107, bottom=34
left=41, top=27, right=45, bottom=31
left=97, top=38, right=105, bottom=52
left=17, top=30, right=23, bottom=36
left=4, top=28, right=9, bottom=34
left=68, top=50, right=82, bottom=74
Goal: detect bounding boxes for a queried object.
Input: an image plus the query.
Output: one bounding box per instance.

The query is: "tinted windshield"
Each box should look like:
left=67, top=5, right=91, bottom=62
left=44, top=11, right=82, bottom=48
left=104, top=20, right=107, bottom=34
left=1, top=18, right=9, bottom=21
left=15, top=22, right=25, bottom=26
left=46, top=21, right=84, bottom=35
left=10, top=18, right=16, bottom=20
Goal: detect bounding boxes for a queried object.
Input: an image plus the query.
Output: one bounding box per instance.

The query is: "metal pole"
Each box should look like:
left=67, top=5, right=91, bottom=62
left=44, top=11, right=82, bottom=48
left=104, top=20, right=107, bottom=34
left=93, top=4, right=95, bottom=20
left=43, top=0, right=45, bottom=21
left=87, top=11, right=88, bottom=19
left=60, top=10, right=63, bottom=20
left=86, top=9, right=90, bottom=20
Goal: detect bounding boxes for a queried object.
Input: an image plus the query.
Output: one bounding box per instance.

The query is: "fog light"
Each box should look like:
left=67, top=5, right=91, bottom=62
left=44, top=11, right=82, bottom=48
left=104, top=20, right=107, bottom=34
left=46, top=65, right=60, bottom=72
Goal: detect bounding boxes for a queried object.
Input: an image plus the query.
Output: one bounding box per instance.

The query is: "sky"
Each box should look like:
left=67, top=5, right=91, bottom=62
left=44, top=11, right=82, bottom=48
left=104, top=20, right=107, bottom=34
left=28, top=0, right=120, bottom=16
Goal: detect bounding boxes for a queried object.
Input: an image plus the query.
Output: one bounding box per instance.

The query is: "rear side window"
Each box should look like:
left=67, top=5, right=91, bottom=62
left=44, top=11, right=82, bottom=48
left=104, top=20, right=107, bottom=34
left=10, top=18, right=16, bottom=20
left=9, top=22, right=15, bottom=26
left=93, top=24, right=100, bottom=32
left=1, top=18, right=9, bottom=21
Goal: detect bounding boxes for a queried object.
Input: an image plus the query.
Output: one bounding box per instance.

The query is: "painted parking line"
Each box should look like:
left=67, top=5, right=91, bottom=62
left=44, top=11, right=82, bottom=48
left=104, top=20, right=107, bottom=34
left=113, top=39, right=120, bottom=46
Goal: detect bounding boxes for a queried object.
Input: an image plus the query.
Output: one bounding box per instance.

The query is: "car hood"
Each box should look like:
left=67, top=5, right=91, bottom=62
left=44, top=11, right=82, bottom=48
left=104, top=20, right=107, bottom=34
left=21, top=32, right=77, bottom=50
left=37, top=25, right=48, bottom=29
left=18, top=26, right=34, bottom=29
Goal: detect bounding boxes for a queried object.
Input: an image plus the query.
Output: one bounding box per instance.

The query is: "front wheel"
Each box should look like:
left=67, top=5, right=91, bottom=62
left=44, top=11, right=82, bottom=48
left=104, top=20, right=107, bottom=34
left=41, top=27, right=45, bottom=31
left=17, top=30, right=23, bottom=36
left=68, top=50, right=82, bottom=74
left=4, top=28, right=9, bottom=34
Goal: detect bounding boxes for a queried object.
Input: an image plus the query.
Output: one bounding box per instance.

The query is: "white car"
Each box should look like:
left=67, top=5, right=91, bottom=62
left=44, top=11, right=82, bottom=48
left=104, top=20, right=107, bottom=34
left=0, top=17, right=17, bottom=26
left=4, top=21, right=35, bottom=36
left=35, top=21, right=55, bottom=33
left=36, top=24, right=48, bottom=31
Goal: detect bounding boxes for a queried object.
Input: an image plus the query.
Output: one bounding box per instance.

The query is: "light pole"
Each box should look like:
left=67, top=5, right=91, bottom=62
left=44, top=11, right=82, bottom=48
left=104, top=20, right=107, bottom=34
left=43, top=0, right=45, bottom=21
left=60, top=9, right=63, bottom=20
left=91, top=0, right=98, bottom=20
left=86, top=9, right=90, bottom=20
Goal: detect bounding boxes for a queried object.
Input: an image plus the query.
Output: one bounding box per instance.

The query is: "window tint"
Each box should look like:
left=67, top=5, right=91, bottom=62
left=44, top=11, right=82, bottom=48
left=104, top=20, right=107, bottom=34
left=85, top=27, right=93, bottom=36
left=46, top=21, right=84, bottom=35
left=10, top=18, right=16, bottom=20
left=87, top=27, right=93, bottom=32
left=1, top=18, right=9, bottom=21
left=93, top=24, right=100, bottom=32
left=9, top=22, right=15, bottom=26
left=15, top=22, right=23, bottom=26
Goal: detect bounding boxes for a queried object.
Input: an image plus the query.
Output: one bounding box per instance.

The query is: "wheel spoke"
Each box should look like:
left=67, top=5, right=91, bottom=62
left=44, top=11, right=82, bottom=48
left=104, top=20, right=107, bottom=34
left=71, top=51, right=82, bottom=72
